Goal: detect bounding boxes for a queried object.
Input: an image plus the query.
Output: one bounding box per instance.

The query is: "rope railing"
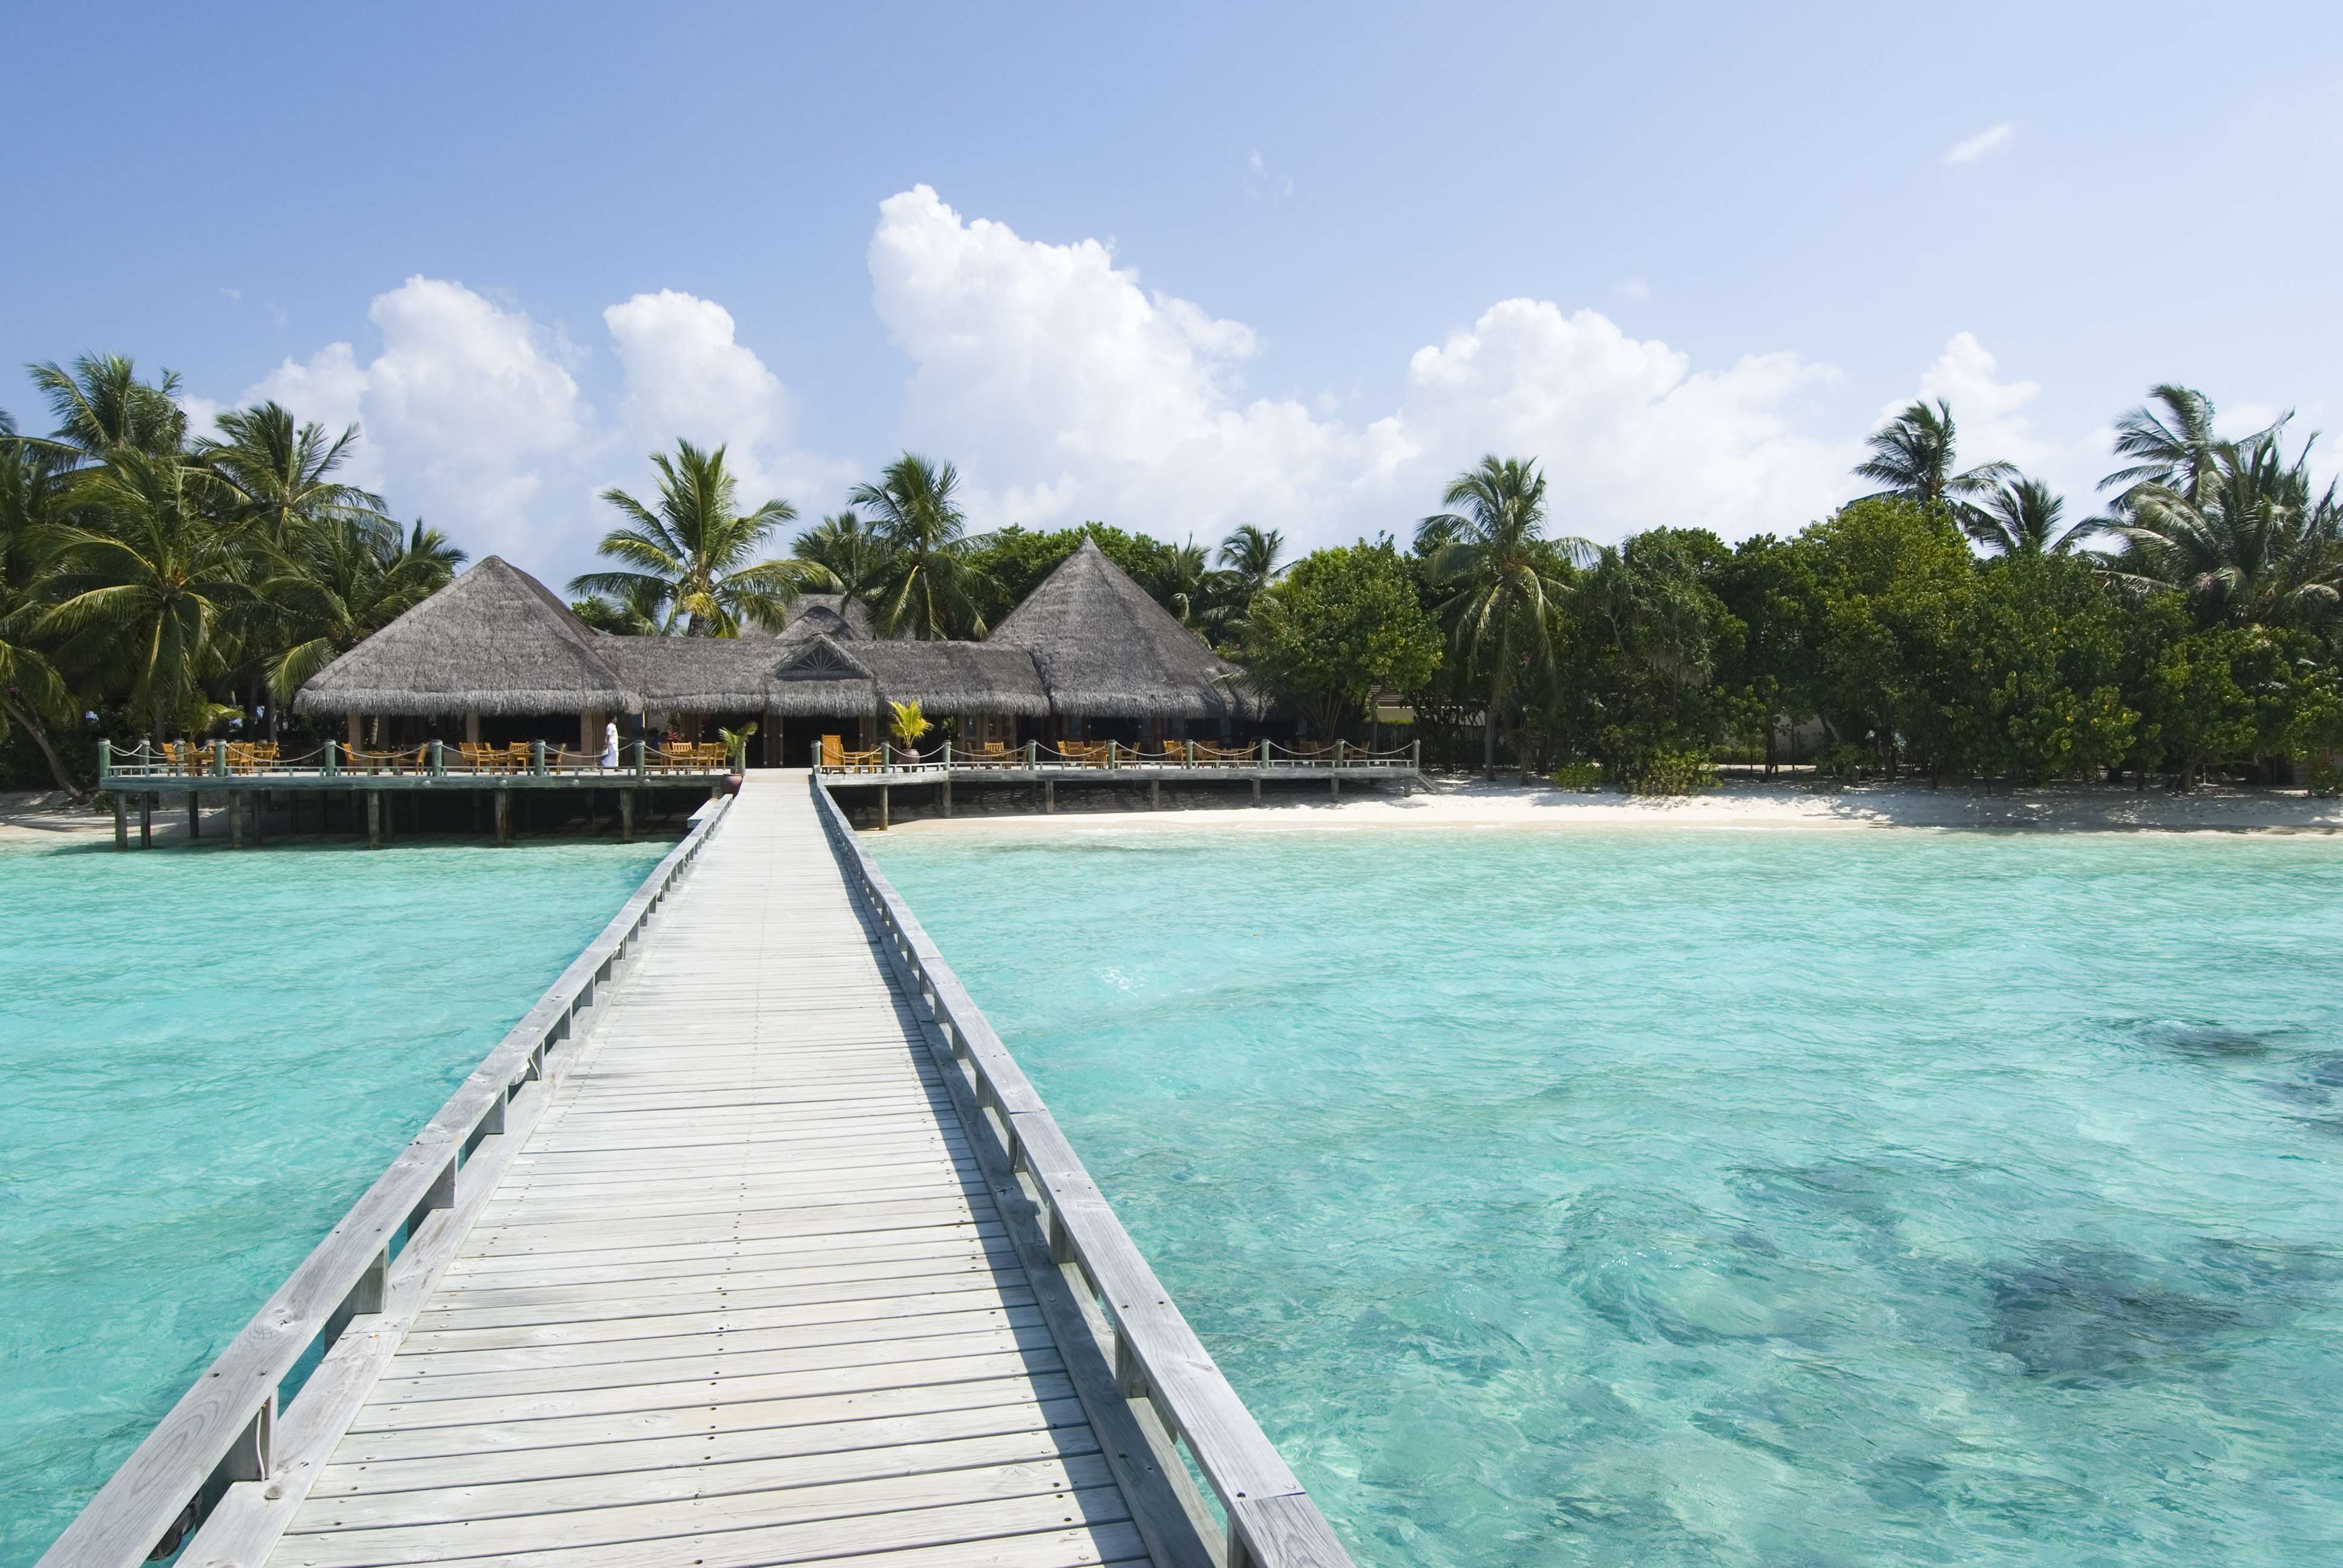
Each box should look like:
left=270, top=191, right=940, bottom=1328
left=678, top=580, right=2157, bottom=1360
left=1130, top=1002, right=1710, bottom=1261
left=97, top=739, right=736, bottom=782
left=811, top=737, right=1421, bottom=774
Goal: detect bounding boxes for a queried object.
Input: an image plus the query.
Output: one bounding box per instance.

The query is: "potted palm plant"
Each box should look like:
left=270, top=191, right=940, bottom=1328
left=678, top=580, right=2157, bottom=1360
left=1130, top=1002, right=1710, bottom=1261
left=716, top=721, right=756, bottom=792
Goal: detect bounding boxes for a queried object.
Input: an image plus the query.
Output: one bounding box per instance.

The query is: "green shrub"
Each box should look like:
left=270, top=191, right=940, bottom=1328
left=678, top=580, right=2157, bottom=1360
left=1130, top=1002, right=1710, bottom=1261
left=1601, top=745, right=1717, bottom=796
left=1548, top=761, right=1602, bottom=792
left=1815, top=742, right=1872, bottom=782
left=2309, top=759, right=2343, bottom=798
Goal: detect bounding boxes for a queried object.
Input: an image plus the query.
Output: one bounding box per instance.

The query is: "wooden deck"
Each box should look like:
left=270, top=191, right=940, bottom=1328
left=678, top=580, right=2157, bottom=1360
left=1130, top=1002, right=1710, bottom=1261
left=41, top=771, right=1350, bottom=1568
left=261, top=774, right=1175, bottom=1568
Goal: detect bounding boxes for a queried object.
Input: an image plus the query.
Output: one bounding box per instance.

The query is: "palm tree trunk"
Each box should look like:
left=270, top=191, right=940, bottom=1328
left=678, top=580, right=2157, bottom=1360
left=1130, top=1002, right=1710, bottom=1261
left=1484, top=670, right=1502, bottom=778
left=2, top=695, right=90, bottom=803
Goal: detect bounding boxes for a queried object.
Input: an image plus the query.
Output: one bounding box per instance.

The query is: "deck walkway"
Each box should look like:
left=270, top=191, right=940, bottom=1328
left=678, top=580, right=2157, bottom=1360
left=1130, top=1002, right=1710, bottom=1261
left=262, top=774, right=1170, bottom=1568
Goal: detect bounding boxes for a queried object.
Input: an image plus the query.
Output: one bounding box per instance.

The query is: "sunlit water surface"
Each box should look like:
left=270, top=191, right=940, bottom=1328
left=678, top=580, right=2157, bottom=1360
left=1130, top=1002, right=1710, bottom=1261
left=0, top=833, right=673, bottom=1565
left=874, top=823, right=2343, bottom=1568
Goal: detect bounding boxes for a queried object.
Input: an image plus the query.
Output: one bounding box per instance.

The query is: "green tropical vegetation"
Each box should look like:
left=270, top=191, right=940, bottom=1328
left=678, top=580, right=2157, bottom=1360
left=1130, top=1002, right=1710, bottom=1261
left=11, top=353, right=2342, bottom=802
left=0, top=357, right=469, bottom=799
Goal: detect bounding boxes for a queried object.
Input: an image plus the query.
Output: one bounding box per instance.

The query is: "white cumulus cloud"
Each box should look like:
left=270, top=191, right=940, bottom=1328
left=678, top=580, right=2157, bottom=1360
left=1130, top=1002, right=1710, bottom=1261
left=235, top=278, right=838, bottom=575
left=1944, top=121, right=2016, bottom=166
left=868, top=185, right=1854, bottom=546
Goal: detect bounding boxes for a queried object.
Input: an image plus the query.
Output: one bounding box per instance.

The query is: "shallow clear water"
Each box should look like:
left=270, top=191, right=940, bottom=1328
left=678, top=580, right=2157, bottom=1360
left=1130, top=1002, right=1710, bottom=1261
left=874, top=823, right=2343, bottom=1568
left=0, top=832, right=673, bottom=1565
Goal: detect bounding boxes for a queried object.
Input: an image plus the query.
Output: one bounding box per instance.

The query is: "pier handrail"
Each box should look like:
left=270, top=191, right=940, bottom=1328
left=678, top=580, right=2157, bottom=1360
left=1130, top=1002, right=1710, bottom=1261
left=810, top=774, right=1356, bottom=1568
left=37, top=794, right=735, bottom=1568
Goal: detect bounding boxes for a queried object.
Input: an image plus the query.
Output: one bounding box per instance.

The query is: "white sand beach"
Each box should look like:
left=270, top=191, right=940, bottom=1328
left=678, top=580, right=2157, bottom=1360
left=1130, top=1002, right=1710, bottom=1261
left=884, top=775, right=2343, bottom=836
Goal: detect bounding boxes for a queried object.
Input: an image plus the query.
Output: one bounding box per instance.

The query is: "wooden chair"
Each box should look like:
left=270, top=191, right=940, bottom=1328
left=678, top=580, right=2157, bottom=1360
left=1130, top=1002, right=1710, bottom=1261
left=819, top=734, right=845, bottom=769
left=840, top=747, right=882, bottom=773
left=966, top=740, right=1009, bottom=767
left=1193, top=742, right=1248, bottom=766
left=1057, top=740, right=1108, bottom=766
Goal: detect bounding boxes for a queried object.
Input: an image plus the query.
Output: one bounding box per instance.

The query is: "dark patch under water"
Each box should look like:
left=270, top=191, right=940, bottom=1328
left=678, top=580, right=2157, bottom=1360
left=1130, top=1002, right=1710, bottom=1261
left=1987, top=1245, right=2244, bottom=1382
left=2134, top=1021, right=2293, bottom=1059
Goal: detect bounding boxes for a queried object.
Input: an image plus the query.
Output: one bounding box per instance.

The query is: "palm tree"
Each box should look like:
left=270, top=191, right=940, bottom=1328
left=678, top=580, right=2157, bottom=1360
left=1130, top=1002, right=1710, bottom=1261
left=570, top=440, right=832, bottom=636
left=37, top=451, right=248, bottom=743
left=0, top=414, right=84, bottom=797
left=571, top=577, right=670, bottom=635
left=2101, top=384, right=2232, bottom=508
left=197, top=401, right=391, bottom=551
left=791, top=509, right=895, bottom=606
left=1965, top=478, right=2097, bottom=556
left=262, top=519, right=465, bottom=705
left=848, top=454, right=992, bottom=639
left=1217, top=524, right=1286, bottom=600
left=27, top=354, right=188, bottom=462
left=1854, top=399, right=2017, bottom=513
left=1153, top=537, right=1211, bottom=624
left=2102, top=429, right=2343, bottom=627
left=1418, top=455, right=1594, bottom=776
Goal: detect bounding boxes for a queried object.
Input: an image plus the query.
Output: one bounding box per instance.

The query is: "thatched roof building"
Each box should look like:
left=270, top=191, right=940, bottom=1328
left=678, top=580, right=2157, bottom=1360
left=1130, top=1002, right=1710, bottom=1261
left=298, top=544, right=1254, bottom=729
left=990, top=540, right=1251, bottom=718
left=293, top=556, right=639, bottom=717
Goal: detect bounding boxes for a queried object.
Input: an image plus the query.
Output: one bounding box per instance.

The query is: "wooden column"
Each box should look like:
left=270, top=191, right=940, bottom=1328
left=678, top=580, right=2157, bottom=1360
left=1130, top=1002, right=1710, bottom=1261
left=1252, top=775, right=1262, bottom=806
left=113, top=793, right=127, bottom=850
left=1150, top=776, right=1161, bottom=810
left=620, top=788, right=635, bottom=843
left=877, top=784, right=890, bottom=830
left=253, top=792, right=266, bottom=844
left=942, top=773, right=952, bottom=817
left=1044, top=779, right=1055, bottom=814
left=347, top=712, right=362, bottom=750
left=139, top=792, right=152, bottom=849
left=188, top=792, right=200, bottom=838
left=464, top=710, right=482, bottom=745
left=365, top=790, right=381, bottom=848
left=494, top=789, right=510, bottom=846
left=470, top=791, right=480, bottom=833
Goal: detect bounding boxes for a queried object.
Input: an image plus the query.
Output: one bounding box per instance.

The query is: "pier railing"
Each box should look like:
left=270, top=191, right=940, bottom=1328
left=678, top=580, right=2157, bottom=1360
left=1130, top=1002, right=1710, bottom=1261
left=811, top=774, right=1357, bottom=1568
left=815, top=736, right=1418, bottom=776
left=36, top=794, right=735, bottom=1568
left=98, top=738, right=732, bottom=781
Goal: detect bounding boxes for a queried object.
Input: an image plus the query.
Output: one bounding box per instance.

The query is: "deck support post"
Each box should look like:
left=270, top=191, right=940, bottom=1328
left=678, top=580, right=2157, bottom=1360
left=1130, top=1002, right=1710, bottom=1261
left=1044, top=779, right=1055, bottom=814
left=254, top=792, right=266, bottom=844
left=621, top=788, right=636, bottom=843
left=139, top=792, right=152, bottom=849
left=494, top=789, right=510, bottom=846
left=1150, top=776, right=1160, bottom=810
left=112, top=792, right=126, bottom=849
left=1252, top=774, right=1262, bottom=806
left=942, top=773, right=952, bottom=817
left=365, top=790, right=381, bottom=849
left=188, top=792, right=200, bottom=838
left=470, top=791, right=480, bottom=833
left=231, top=791, right=244, bottom=849
left=877, top=784, right=890, bottom=830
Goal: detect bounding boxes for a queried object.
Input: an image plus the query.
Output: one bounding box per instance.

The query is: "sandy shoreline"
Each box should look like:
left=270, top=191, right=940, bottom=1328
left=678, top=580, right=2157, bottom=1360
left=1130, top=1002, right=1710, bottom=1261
left=880, top=776, right=2343, bottom=837
left=11, top=779, right=2343, bottom=849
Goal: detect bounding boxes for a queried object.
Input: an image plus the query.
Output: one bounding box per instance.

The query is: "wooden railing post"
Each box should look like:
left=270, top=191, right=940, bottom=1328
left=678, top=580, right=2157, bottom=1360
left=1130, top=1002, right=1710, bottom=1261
left=212, top=739, right=229, bottom=777
left=97, top=739, right=112, bottom=781
left=530, top=739, right=546, bottom=776
left=1108, top=739, right=1119, bottom=770
left=428, top=740, right=444, bottom=776
left=323, top=740, right=339, bottom=777
left=882, top=741, right=892, bottom=771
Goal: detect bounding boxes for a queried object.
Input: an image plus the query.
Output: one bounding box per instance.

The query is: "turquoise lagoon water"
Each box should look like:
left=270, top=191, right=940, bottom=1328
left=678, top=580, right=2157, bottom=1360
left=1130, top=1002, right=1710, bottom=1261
left=0, top=832, right=673, bottom=1565
left=874, top=824, right=2343, bottom=1568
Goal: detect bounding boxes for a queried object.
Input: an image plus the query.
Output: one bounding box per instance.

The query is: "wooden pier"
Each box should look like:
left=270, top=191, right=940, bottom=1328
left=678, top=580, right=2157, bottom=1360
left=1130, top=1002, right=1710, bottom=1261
left=39, top=772, right=1353, bottom=1568
left=817, top=740, right=1420, bottom=826
left=96, top=741, right=732, bottom=849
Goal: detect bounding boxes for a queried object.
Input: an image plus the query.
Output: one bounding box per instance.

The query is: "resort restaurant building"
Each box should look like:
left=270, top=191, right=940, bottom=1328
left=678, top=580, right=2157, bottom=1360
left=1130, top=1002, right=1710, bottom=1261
left=295, top=540, right=1259, bottom=765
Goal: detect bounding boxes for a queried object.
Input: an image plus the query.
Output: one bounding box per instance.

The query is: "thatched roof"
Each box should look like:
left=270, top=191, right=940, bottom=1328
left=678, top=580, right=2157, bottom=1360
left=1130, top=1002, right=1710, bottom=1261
left=604, top=636, right=791, bottom=714
left=299, top=544, right=1257, bottom=722
left=293, top=557, right=640, bottom=717
left=757, top=636, right=1052, bottom=717
left=859, top=642, right=1052, bottom=716
left=990, top=539, right=1253, bottom=717
left=769, top=594, right=877, bottom=644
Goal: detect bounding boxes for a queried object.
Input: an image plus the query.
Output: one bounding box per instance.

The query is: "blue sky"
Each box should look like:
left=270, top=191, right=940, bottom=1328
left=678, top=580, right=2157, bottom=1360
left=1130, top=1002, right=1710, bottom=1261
left=5, top=1, right=2339, bottom=584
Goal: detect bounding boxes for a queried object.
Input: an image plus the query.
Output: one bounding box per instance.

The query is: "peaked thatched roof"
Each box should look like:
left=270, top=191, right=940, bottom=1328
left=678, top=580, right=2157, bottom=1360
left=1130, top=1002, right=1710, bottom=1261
left=293, top=557, right=640, bottom=717
left=859, top=642, right=1052, bottom=716
left=990, top=538, right=1253, bottom=717
left=769, top=594, right=877, bottom=644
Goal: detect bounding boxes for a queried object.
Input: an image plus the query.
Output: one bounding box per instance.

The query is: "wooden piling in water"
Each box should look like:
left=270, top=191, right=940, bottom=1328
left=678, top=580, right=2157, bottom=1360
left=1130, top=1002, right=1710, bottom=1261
left=113, top=793, right=126, bottom=850
left=139, top=793, right=152, bottom=849
left=365, top=790, right=381, bottom=849
left=620, top=788, right=635, bottom=843
left=494, top=788, right=510, bottom=846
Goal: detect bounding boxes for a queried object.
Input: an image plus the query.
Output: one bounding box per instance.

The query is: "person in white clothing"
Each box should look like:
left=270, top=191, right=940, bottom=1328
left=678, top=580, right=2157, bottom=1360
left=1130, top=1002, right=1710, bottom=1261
left=600, top=719, right=619, bottom=768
